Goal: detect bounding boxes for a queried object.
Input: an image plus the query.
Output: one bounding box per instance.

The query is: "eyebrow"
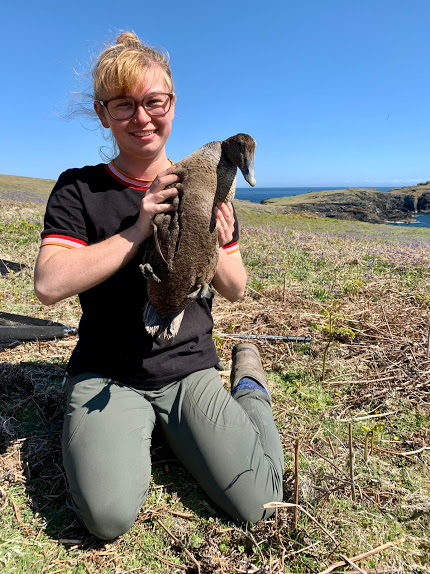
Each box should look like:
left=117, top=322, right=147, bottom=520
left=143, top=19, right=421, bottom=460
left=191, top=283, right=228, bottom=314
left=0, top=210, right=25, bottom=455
left=116, top=92, right=166, bottom=99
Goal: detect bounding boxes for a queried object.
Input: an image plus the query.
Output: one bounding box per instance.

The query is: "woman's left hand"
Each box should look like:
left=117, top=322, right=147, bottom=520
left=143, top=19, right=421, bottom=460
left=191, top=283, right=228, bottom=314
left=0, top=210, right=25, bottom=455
left=215, top=201, right=235, bottom=247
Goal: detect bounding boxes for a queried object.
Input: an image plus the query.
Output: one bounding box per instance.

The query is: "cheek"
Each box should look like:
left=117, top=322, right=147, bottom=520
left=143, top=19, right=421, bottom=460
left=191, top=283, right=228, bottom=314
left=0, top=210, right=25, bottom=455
left=158, top=118, right=173, bottom=139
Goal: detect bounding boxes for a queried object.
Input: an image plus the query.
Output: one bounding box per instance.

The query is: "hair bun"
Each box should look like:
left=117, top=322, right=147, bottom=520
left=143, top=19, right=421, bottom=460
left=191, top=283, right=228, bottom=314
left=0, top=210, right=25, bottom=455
left=116, top=32, right=140, bottom=46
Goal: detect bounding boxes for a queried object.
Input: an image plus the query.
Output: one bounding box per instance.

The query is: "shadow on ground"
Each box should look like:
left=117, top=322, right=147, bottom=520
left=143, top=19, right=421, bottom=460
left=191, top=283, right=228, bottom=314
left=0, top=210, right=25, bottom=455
left=0, top=360, right=220, bottom=546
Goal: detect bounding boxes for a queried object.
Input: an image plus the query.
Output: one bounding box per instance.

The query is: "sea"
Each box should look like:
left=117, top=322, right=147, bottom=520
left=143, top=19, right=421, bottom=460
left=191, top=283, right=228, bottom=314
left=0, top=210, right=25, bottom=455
left=235, top=186, right=430, bottom=229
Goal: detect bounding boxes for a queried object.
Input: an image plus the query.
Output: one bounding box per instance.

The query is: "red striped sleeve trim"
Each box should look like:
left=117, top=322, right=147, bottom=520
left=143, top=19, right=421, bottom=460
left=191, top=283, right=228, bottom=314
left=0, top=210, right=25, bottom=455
left=41, top=234, right=87, bottom=249
left=223, top=240, right=240, bottom=255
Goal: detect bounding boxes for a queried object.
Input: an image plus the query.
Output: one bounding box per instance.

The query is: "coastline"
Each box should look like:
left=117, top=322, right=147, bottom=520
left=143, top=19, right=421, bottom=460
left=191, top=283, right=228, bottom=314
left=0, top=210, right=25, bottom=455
left=235, top=185, right=430, bottom=228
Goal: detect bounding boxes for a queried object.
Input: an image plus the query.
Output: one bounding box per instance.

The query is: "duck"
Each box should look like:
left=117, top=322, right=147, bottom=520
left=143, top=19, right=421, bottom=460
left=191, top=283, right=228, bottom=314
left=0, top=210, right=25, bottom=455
left=140, top=133, right=256, bottom=339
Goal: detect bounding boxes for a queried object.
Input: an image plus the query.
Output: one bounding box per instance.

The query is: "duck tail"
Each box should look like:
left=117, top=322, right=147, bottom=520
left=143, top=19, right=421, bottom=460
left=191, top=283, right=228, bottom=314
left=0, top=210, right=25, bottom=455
left=143, top=302, right=185, bottom=339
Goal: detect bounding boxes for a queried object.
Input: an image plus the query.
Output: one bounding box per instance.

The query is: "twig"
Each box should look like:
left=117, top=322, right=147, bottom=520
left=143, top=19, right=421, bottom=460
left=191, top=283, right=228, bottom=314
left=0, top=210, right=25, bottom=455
left=116, top=568, right=151, bottom=574
left=154, top=553, right=188, bottom=570
left=170, top=509, right=195, bottom=519
left=154, top=518, right=201, bottom=573
left=400, top=445, right=430, bottom=456
left=263, top=502, right=338, bottom=546
left=339, top=411, right=396, bottom=423
left=349, top=423, right=356, bottom=503
left=304, top=443, right=347, bottom=478
left=246, top=284, right=277, bottom=301
left=283, top=272, right=287, bottom=304
left=324, top=375, right=396, bottom=387
left=355, top=440, right=429, bottom=459
left=293, top=438, right=300, bottom=530
left=341, top=569, right=397, bottom=574
left=247, top=531, right=265, bottom=566
left=341, top=555, right=368, bottom=573
left=316, top=537, right=406, bottom=574
left=0, top=486, right=7, bottom=511
left=427, top=314, right=430, bottom=357
left=11, top=499, right=23, bottom=527
left=58, top=539, right=85, bottom=545
left=381, top=306, right=393, bottom=339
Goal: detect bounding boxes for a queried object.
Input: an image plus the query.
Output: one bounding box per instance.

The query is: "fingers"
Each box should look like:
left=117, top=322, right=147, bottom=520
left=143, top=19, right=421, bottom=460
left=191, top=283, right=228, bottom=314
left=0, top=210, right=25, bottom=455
left=215, top=201, right=234, bottom=227
left=215, top=201, right=235, bottom=246
left=146, top=166, right=179, bottom=206
left=135, top=166, right=181, bottom=239
left=149, top=168, right=180, bottom=195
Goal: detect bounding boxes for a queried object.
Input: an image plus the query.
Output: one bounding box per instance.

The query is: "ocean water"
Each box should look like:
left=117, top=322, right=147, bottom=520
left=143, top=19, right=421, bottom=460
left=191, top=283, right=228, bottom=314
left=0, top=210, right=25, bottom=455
left=235, top=187, right=430, bottom=229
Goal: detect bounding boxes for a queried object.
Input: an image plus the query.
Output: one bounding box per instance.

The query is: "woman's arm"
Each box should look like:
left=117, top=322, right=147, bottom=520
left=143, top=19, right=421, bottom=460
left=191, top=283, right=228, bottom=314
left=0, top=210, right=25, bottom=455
left=211, top=202, right=247, bottom=302
left=212, top=249, right=247, bottom=302
left=34, top=168, right=180, bottom=305
left=35, top=227, right=143, bottom=305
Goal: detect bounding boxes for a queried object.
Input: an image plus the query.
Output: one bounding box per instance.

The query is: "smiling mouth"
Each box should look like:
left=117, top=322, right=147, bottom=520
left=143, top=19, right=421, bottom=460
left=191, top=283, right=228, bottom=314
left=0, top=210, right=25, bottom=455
left=132, top=130, right=156, bottom=137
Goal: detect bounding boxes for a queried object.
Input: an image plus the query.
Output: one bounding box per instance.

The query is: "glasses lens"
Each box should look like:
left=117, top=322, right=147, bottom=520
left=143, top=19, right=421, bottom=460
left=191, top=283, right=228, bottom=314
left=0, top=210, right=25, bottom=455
left=106, top=98, right=136, bottom=120
left=143, top=93, right=171, bottom=116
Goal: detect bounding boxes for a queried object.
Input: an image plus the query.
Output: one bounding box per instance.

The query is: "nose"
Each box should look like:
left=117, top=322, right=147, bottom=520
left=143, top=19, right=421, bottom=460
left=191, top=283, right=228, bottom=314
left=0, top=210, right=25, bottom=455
left=133, top=102, right=152, bottom=123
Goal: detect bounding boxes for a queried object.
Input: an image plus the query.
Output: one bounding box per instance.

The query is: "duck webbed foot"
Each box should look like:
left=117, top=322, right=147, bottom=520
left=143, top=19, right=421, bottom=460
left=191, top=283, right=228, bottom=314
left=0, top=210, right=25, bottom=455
left=139, top=263, right=161, bottom=283
left=187, top=282, right=217, bottom=301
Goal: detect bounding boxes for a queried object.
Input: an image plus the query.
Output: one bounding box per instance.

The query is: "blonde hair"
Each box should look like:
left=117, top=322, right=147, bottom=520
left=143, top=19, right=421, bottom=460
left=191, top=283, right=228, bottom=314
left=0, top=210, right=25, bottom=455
left=93, top=32, right=174, bottom=100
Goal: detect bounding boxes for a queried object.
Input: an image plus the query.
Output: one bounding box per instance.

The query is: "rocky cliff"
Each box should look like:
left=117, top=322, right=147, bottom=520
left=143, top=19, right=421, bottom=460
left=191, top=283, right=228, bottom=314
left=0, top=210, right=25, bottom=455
left=260, top=181, right=430, bottom=224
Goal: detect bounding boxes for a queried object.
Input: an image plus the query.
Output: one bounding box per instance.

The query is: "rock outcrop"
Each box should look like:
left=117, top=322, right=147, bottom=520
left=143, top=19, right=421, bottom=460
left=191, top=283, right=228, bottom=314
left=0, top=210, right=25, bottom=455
left=260, top=182, right=430, bottom=224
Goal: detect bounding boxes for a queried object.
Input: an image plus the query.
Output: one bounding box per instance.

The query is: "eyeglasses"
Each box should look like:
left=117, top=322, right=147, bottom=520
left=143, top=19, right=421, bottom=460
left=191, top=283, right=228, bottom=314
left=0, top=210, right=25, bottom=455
left=99, top=92, right=173, bottom=120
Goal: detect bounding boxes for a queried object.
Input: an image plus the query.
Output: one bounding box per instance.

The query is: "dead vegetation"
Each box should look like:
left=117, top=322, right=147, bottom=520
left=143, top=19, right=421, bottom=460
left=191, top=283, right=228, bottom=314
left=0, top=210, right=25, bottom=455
left=0, top=197, right=429, bottom=573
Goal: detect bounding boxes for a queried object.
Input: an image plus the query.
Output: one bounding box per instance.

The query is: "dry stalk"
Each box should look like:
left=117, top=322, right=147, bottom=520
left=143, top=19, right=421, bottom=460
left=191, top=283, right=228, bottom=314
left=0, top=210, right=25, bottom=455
left=293, top=438, right=300, bottom=530
left=341, top=555, right=368, bottom=573
left=154, top=518, right=201, bottom=573
left=154, top=553, right=188, bottom=570
left=263, top=502, right=338, bottom=546
left=427, top=313, right=430, bottom=358
left=349, top=423, right=356, bottom=503
left=339, top=411, right=396, bottom=423
left=0, top=486, right=8, bottom=511
left=316, top=537, right=406, bottom=574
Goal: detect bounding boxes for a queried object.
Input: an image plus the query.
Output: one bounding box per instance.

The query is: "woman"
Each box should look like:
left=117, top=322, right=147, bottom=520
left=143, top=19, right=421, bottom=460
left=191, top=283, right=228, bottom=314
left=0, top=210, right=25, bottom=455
left=34, top=32, right=283, bottom=539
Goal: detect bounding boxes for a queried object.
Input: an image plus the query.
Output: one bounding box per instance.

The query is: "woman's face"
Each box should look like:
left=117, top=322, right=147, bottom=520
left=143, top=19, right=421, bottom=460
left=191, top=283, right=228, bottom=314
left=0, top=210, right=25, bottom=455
left=95, top=68, right=175, bottom=165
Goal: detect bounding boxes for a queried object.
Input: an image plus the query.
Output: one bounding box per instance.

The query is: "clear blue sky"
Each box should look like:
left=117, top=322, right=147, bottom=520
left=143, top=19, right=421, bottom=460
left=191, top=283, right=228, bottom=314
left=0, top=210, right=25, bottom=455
left=2, top=0, right=429, bottom=187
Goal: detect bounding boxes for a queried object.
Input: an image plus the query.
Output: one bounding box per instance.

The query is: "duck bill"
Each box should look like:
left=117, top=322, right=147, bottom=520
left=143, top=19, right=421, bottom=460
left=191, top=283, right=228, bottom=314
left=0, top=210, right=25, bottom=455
left=241, top=159, right=256, bottom=187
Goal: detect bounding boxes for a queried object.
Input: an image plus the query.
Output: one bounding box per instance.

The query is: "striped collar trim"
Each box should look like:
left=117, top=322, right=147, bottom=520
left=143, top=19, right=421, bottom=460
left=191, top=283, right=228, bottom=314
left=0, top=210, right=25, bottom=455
left=105, top=162, right=151, bottom=190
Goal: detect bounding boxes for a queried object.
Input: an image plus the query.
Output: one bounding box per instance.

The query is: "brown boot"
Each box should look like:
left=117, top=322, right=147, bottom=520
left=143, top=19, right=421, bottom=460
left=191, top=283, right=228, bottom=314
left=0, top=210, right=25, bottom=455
left=230, top=343, right=271, bottom=400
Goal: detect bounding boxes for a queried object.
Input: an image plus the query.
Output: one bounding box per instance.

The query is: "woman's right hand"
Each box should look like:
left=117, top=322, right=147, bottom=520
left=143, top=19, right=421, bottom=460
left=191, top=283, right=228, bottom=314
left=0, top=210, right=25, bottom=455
left=134, top=165, right=180, bottom=239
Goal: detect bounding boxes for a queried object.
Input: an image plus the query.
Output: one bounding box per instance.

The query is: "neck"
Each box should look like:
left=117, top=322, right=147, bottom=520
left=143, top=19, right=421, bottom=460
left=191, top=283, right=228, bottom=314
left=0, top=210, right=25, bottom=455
left=113, top=153, right=172, bottom=181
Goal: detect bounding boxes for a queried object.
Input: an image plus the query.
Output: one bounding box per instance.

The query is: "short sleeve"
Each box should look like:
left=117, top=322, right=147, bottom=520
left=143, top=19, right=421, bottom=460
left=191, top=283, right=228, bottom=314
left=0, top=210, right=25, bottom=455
left=222, top=204, right=240, bottom=255
left=41, top=170, right=88, bottom=248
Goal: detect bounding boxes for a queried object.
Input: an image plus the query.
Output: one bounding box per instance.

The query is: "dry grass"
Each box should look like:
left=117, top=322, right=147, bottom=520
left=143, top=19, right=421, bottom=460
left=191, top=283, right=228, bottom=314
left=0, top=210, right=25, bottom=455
left=0, top=192, right=429, bottom=573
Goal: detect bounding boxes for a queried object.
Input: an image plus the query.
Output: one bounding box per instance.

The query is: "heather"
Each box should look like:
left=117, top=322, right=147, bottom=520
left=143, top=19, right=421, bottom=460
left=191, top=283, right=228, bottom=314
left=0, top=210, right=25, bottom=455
left=0, top=180, right=429, bottom=573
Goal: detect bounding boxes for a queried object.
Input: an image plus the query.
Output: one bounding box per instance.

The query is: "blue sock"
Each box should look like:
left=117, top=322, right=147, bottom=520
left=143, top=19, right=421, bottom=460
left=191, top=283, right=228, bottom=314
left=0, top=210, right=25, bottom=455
left=232, top=376, right=269, bottom=398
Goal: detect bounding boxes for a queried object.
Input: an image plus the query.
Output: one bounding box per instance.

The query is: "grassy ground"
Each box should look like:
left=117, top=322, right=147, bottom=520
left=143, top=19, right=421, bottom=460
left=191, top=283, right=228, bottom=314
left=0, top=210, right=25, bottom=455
left=0, top=176, right=429, bottom=573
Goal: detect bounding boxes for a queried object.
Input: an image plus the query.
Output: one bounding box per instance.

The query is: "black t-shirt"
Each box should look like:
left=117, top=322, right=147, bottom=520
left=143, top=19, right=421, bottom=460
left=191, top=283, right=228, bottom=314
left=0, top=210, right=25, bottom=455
left=41, top=163, right=240, bottom=388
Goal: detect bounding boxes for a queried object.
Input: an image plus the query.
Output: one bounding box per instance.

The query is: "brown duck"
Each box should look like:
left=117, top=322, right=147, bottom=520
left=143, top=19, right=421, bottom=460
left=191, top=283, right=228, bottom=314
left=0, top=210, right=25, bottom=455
left=140, top=133, right=256, bottom=339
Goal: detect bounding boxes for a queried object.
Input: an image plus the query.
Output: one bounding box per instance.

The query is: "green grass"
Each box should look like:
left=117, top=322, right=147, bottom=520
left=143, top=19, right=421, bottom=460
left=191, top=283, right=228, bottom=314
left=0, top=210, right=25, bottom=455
left=0, top=188, right=429, bottom=573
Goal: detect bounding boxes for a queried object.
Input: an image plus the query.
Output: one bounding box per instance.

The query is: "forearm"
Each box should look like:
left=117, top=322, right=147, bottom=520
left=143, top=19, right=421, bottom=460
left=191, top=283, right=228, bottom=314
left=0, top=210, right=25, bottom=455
left=212, top=249, right=247, bottom=302
left=34, top=224, right=146, bottom=305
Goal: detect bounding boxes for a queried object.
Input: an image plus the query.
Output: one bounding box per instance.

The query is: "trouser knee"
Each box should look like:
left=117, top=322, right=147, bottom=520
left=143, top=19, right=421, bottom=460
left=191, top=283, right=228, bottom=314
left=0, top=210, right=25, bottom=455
left=77, top=501, right=140, bottom=540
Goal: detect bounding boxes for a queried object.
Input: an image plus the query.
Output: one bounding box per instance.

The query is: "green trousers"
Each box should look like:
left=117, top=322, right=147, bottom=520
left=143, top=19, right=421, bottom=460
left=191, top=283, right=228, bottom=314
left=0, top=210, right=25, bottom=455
left=62, top=368, right=284, bottom=539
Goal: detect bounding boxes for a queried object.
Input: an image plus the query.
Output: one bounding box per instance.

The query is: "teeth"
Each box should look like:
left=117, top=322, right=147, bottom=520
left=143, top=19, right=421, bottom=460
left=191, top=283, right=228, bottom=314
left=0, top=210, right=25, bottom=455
left=134, top=130, right=155, bottom=136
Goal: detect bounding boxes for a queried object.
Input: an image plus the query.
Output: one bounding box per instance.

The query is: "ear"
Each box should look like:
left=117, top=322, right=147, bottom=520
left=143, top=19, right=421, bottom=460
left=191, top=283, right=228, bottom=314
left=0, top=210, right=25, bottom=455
left=94, top=101, right=110, bottom=129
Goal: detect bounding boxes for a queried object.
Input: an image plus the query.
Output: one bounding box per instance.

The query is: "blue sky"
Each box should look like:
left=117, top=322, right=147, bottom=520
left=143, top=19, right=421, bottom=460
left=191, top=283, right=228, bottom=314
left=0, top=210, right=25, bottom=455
left=1, top=0, right=429, bottom=187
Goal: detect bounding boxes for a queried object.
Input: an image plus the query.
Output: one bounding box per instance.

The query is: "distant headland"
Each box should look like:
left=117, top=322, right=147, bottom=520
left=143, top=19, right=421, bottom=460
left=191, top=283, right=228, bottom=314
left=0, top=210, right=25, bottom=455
left=259, top=182, right=430, bottom=224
